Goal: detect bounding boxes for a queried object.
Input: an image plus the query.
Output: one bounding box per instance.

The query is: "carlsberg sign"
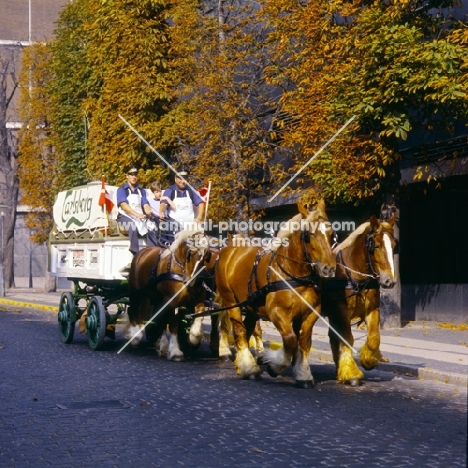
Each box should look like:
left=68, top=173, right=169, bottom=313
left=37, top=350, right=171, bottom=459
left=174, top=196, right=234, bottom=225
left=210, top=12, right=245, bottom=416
left=53, top=182, right=118, bottom=232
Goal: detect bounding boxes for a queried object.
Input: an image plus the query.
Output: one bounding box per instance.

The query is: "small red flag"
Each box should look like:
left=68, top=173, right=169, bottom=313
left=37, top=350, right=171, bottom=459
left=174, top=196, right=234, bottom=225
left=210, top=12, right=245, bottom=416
left=98, top=176, right=115, bottom=213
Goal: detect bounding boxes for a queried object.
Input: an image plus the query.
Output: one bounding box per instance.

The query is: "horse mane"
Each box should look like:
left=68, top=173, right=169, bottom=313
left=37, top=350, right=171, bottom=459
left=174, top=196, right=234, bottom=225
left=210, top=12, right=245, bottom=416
left=274, top=213, right=302, bottom=243
left=333, top=221, right=370, bottom=254
left=268, top=208, right=326, bottom=252
left=161, top=228, right=204, bottom=258
left=380, top=220, right=394, bottom=233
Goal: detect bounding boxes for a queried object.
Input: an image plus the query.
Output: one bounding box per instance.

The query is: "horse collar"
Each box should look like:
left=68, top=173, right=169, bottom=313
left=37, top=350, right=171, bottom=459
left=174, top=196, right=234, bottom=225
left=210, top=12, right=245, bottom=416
left=169, top=250, right=185, bottom=271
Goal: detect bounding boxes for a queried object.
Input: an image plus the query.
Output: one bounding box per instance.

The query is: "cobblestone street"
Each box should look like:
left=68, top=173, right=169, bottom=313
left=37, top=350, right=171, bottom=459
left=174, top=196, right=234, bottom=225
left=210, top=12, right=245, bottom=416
left=0, top=307, right=466, bottom=467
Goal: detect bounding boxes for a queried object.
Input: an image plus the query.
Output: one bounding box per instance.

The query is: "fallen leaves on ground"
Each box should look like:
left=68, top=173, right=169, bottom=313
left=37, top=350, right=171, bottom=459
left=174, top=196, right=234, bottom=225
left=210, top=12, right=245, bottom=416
left=438, top=323, right=468, bottom=332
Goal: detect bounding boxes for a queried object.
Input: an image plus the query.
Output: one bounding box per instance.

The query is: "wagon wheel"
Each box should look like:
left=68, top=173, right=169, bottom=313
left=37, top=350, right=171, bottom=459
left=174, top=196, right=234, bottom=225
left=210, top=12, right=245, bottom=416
left=58, top=292, right=76, bottom=344
left=86, top=296, right=107, bottom=351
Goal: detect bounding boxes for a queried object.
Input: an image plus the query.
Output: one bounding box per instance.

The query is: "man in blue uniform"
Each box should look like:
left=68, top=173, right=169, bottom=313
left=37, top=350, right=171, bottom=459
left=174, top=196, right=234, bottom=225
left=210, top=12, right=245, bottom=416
left=116, top=165, right=159, bottom=254
left=159, top=169, right=205, bottom=230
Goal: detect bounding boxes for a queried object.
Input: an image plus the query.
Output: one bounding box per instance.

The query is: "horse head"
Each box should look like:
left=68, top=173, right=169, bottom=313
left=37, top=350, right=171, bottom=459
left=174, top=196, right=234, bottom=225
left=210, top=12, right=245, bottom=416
left=295, top=199, right=336, bottom=278
left=179, top=230, right=212, bottom=283
left=366, top=214, right=397, bottom=288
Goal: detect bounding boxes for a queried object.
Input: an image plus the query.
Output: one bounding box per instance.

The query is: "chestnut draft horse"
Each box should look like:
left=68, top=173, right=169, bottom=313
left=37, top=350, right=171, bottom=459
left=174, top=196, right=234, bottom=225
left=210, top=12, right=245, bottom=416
left=209, top=234, right=265, bottom=360
left=323, top=214, right=397, bottom=372
left=215, top=201, right=364, bottom=388
left=126, top=229, right=211, bottom=361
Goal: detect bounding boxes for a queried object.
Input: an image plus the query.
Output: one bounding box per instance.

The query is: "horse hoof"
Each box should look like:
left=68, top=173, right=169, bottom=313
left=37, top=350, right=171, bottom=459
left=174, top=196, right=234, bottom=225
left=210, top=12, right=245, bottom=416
left=348, top=378, right=362, bottom=387
left=171, top=355, right=185, bottom=362
left=218, top=355, right=231, bottom=363
left=266, top=365, right=278, bottom=378
left=294, top=380, right=313, bottom=389
left=361, top=363, right=377, bottom=371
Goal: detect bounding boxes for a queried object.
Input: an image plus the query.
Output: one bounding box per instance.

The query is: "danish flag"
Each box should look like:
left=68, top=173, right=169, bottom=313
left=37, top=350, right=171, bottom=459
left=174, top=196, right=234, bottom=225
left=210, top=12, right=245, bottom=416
left=98, top=176, right=115, bottom=213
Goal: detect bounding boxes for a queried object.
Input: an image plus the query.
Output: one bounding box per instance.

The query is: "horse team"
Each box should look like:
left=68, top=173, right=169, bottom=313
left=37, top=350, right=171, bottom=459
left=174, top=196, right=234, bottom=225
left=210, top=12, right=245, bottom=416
left=125, top=200, right=397, bottom=389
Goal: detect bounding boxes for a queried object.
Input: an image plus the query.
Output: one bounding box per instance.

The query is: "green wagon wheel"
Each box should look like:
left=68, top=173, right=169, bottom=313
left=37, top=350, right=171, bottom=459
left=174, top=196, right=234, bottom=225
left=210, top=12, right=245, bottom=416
left=86, top=296, right=107, bottom=351
left=58, top=292, right=76, bottom=344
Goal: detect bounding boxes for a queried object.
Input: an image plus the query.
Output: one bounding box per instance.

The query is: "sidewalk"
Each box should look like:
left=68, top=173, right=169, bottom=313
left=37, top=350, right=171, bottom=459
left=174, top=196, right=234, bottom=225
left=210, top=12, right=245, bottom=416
left=1, top=287, right=467, bottom=386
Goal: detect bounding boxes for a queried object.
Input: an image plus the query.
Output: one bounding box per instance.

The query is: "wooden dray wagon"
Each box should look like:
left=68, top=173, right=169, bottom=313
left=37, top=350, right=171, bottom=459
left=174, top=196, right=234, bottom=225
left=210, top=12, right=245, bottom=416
left=48, top=181, right=148, bottom=350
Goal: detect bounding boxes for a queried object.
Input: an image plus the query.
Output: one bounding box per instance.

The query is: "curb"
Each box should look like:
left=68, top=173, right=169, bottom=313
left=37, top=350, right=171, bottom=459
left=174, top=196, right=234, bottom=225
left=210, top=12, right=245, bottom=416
left=0, top=298, right=58, bottom=312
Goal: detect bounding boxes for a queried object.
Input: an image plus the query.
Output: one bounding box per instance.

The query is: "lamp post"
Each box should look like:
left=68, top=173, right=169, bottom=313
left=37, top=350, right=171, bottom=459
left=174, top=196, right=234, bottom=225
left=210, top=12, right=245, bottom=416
left=0, top=205, right=9, bottom=297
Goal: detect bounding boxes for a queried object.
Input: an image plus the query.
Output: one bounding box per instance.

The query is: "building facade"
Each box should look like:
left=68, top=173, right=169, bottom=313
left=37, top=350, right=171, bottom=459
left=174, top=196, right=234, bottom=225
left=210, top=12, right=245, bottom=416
left=1, top=0, right=68, bottom=288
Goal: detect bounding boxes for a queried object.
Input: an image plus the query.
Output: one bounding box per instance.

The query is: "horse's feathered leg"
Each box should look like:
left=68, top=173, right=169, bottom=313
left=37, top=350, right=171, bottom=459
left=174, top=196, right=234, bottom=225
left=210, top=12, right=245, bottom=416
left=244, top=314, right=264, bottom=361
left=166, top=311, right=185, bottom=361
left=251, top=320, right=265, bottom=357
left=359, top=306, right=383, bottom=370
left=122, top=295, right=150, bottom=347
left=263, top=307, right=296, bottom=377
left=230, top=307, right=261, bottom=379
left=188, top=315, right=205, bottom=346
left=167, top=333, right=184, bottom=361
left=216, top=310, right=233, bottom=361
left=292, top=311, right=318, bottom=387
left=156, top=330, right=169, bottom=357
left=326, top=296, right=364, bottom=386
left=336, top=343, right=363, bottom=386
left=122, top=319, right=144, bottom=347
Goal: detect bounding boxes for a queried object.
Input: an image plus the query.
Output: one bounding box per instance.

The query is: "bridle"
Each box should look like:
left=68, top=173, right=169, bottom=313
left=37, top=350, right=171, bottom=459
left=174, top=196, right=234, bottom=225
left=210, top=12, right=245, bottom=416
left=363, top=229, right=379, bottom=279
left=271, top=228, right=322, bottom=283
left=332, top=228, right=384, bottom=295
left=158, top=236, right=210, bottom=285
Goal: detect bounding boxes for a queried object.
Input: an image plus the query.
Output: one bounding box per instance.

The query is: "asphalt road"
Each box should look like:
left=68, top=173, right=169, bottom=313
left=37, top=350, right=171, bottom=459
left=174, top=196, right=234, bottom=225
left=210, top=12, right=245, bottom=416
left=0, top=306, right=466, bottom=468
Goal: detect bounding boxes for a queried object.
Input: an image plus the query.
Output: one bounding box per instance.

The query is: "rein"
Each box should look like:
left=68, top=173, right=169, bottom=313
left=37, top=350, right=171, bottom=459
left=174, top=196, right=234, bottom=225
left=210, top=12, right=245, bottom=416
left=186, top=276, right=317, bottom=320
left=327, top=249, right=379, bottom=296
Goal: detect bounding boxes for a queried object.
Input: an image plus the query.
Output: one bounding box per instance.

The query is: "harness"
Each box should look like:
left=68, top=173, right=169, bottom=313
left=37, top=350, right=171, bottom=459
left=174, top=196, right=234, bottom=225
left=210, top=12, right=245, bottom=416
left=151, top=247, right=207, bottom=286
left=246, top=233, right=321, bottom=308
left=188, top=230, right=322, bottom=320
left=324, top=230, right=381, bottom=296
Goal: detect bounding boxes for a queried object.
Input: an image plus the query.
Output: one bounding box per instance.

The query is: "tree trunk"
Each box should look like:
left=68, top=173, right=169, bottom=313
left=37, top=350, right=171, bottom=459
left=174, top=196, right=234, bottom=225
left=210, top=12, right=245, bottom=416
left=379, top=193, right=401, bottom=329
left=0, top=50, right=20, bottom=289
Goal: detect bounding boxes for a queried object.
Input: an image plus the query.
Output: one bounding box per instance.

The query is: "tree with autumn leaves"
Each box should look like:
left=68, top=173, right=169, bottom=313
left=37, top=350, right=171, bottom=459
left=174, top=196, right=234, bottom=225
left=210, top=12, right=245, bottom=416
left=264, top=0, right=468, bottom=205
left=17, top=0, right=468, bottom=240
left=80, top=0, right=173, bottom=182
left=17, top=44, right=56, bottom=244
left=18, top=0, right=174, bottom=245
left=166, top=0, right=281, bottom=224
